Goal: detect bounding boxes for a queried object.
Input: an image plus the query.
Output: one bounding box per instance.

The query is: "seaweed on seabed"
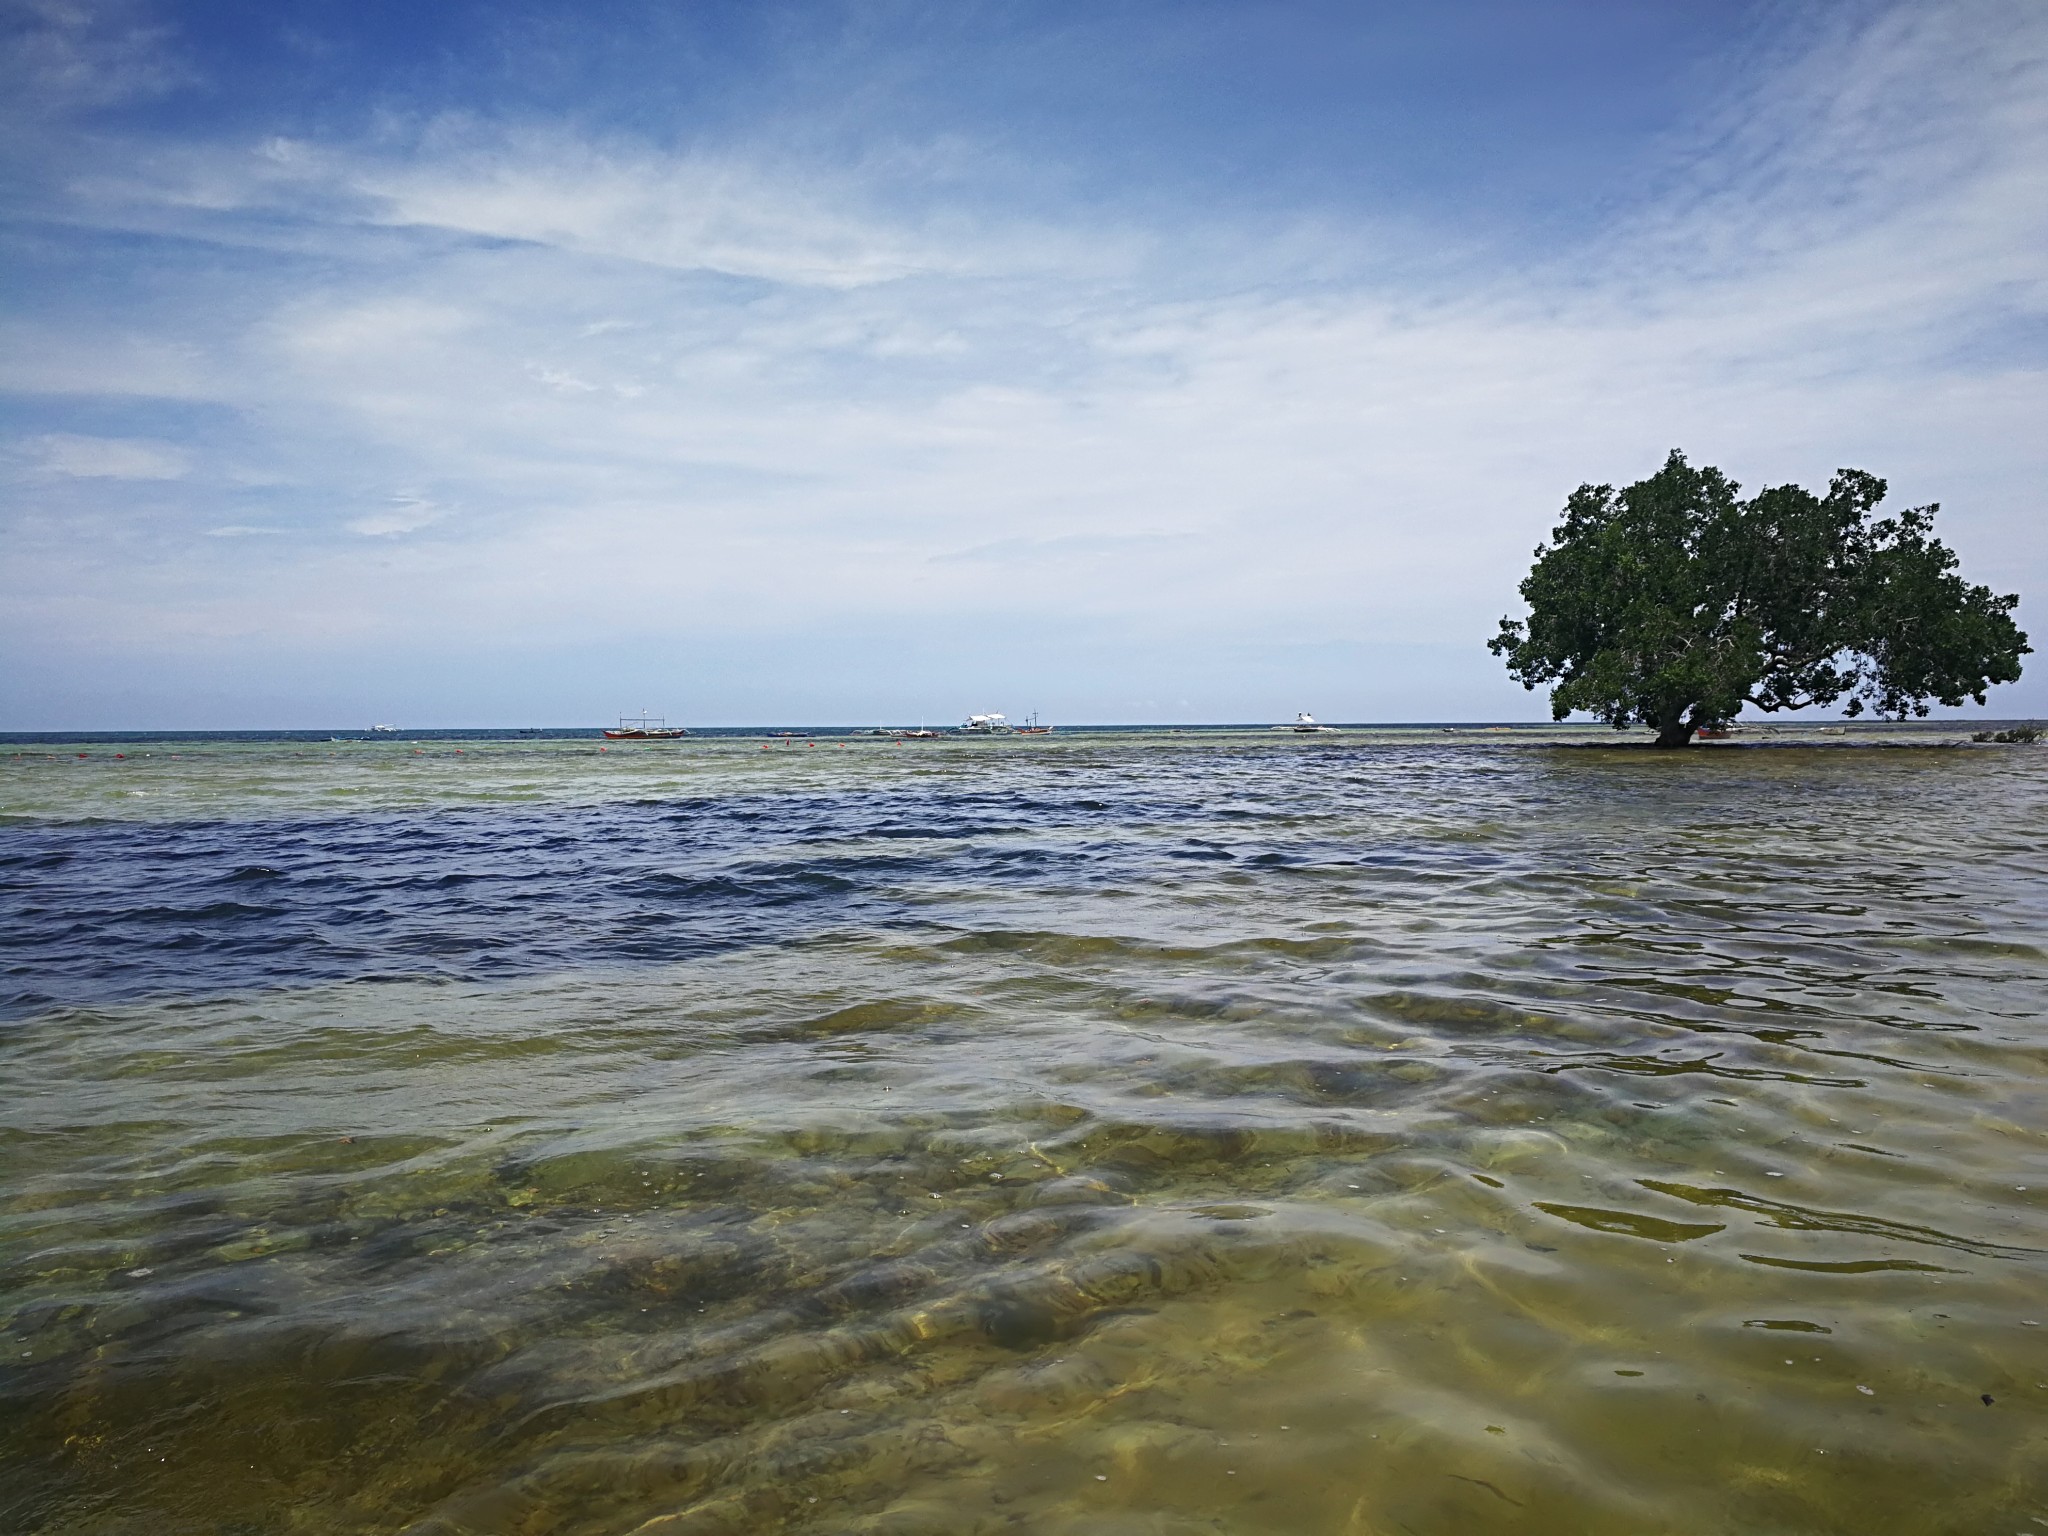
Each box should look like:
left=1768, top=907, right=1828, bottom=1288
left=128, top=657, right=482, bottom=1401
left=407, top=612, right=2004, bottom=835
left=1970, top=723, right=2039, bottom=743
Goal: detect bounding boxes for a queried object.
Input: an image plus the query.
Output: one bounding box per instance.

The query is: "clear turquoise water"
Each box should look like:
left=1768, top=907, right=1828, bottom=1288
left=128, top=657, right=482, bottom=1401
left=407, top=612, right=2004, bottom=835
left=3, top=726, right=2045, bottom=1534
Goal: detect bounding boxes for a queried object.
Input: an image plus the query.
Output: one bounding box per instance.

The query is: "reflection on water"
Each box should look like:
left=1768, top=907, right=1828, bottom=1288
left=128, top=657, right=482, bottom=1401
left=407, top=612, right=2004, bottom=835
left=3, top=728, right=2046, bottom=1534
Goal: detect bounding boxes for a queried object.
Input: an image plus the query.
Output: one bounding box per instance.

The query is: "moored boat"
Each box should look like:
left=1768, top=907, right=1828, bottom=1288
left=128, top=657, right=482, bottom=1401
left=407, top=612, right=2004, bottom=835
left=603, top=713, right=689, bottom=740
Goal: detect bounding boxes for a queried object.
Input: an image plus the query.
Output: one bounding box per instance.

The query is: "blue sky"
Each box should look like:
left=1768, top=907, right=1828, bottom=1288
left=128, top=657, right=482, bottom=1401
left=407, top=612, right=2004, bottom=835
left=3, top=0, right=2043, bottom=727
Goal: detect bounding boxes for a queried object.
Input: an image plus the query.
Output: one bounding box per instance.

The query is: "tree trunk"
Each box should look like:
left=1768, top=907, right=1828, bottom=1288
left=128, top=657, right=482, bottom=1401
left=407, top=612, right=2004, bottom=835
left=1653, top=709, right=1697, bottom=748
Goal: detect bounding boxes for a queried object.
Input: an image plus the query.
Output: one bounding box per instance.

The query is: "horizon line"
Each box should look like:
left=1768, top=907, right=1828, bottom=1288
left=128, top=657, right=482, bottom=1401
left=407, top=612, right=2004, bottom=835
left=3, top=716, right=2028, bottom=739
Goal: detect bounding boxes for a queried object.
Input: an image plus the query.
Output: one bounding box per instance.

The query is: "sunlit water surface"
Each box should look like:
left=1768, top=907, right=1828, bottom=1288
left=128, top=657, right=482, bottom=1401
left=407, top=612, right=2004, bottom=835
left=3, top=727, right=2045, bottom=1535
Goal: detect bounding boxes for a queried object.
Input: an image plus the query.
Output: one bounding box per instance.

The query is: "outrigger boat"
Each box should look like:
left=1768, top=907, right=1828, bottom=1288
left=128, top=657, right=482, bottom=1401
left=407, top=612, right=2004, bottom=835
left=603, top=713, right=689, bottom=740
left=1015, top=712, right=1053, bottom=735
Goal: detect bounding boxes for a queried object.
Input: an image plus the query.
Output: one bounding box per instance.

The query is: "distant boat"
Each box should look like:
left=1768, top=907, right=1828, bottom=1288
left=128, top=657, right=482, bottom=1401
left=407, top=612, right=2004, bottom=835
left=603, top=713, right=689, bottom=740
left=369, top=723, right=398, bottom=733
left=1278, top=712, right=1336, bottom=733
left=1016, top=712, right=1053, bottom=735
left=961, top=713, right=1014, bottom=734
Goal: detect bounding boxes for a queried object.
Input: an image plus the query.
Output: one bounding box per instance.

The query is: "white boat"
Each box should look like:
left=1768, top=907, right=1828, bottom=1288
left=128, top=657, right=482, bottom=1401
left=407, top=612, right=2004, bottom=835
left=369, top=723, right=398, bottom=733
left=961, top=713, right=1014, bottom=734
left=1278, top=712, right=1336, bottom=733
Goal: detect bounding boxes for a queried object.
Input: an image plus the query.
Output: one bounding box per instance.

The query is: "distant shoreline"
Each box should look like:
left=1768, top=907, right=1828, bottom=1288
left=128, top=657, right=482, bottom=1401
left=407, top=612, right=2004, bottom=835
left=1, top=719, right=2031, bottom=745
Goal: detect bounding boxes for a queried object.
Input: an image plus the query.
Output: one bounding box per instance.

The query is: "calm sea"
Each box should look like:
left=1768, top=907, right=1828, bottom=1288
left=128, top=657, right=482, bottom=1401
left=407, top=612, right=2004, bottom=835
left=3, top=725, right=2045, bottom=1535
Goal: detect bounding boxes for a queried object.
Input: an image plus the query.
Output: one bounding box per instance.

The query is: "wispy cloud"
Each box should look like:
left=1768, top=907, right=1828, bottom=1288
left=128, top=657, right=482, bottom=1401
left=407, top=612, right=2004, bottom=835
left=0, top=0, right=187, bottom=121
left=346, top=493, right=448, bottom=537
left=17, top=432, right=191, bottom=479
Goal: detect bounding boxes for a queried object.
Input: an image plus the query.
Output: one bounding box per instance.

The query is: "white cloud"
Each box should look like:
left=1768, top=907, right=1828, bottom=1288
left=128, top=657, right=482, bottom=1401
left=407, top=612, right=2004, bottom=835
left=353, top=138, right=952, bottom=288
left=20, top=432, right=191, bottom=479
left=525, top=363, right=600, bottom=393
left=346, top=493, right=448, bottom=537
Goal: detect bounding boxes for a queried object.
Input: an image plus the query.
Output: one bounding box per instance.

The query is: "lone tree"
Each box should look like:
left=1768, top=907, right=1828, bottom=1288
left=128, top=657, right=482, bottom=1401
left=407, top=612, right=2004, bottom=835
left=1490, top=451, right=2028, bottom=747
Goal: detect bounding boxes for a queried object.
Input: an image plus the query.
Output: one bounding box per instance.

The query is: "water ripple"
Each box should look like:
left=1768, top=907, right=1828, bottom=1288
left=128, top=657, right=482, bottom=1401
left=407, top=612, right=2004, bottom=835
left=2, top=734, right=2046, bottom=1534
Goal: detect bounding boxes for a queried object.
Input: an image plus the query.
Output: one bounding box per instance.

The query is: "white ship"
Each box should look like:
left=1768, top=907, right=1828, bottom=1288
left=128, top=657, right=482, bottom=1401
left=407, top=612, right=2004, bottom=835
left=961, top=713, right=1014, bottom=734
left=1278, top=712, right=1336, bottom=733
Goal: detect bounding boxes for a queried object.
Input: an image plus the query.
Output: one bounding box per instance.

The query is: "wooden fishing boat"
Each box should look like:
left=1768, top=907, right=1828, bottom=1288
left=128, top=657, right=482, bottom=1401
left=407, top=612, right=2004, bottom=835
left=603, top=714, right=689, bottom=740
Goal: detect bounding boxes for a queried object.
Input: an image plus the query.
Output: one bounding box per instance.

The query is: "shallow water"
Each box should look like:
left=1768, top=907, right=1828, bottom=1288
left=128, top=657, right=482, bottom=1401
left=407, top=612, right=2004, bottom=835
left=4, top=727, right=2046, bottom=1535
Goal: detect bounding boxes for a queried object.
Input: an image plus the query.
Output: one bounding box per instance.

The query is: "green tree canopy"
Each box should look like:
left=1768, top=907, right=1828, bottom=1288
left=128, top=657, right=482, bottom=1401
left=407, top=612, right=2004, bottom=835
left=1489, top=451, right=2029, bottom=746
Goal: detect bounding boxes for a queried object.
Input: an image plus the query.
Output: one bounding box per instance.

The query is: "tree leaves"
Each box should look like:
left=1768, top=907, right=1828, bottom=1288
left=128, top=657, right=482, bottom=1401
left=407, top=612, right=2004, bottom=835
left=1489, top=451, right=2030, bottom=745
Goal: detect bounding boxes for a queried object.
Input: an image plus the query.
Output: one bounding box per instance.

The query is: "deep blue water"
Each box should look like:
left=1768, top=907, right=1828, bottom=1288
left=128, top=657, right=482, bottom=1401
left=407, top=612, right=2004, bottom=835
left=0, top=788, right=1054, bottom=1016
left=3, top=761, right=1385, bottom=1017
left=0, top=734, right=1561, bottom=1017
